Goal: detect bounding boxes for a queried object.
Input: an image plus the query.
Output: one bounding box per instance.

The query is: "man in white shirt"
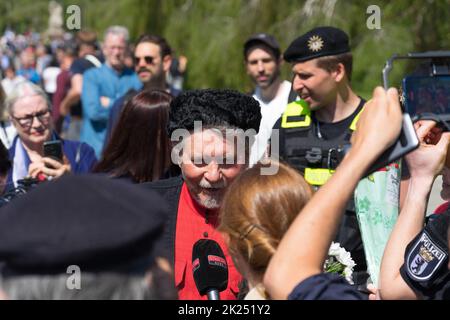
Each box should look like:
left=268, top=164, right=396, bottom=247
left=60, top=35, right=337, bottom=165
left=244, top=33, right=295, bottom=165
left=1, top=65, right=26, bottom=96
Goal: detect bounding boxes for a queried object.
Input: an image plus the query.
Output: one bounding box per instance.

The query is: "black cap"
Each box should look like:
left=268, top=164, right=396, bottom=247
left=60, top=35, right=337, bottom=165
left=244, top=33, right=281, bottom=59
left=0, top=174, right=168, bottom=275
left=284, top=26, right=350, bottom=63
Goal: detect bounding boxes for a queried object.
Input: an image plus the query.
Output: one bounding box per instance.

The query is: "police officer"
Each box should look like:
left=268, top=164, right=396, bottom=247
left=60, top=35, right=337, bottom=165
left=264, top=86, right=404, bottom=300
left=380, top=121, right=450, bottom=300
left=272, top=26, right=368, bottom=285
left=399, top=210, right=450, bottom=299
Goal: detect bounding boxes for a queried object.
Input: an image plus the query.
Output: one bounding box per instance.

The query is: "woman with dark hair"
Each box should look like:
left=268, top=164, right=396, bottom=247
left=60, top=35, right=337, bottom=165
left=94, top=89, right=178, bottom=183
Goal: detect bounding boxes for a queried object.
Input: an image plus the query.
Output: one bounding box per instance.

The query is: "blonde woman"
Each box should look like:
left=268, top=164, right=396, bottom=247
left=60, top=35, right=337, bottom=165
left=219, top=160, right=313, bottom=299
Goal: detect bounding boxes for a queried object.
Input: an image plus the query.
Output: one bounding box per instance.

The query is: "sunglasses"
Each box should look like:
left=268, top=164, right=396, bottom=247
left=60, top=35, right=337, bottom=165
left=134, top=55, right=154, bottom=65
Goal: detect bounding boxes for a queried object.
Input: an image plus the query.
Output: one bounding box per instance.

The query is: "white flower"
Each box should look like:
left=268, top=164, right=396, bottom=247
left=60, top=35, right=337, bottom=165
left=324, top=242, right=356, bottom=284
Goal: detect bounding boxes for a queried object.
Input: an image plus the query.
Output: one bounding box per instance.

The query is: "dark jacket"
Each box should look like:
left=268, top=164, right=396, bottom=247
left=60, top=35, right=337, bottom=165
left=139, top=176, right=183, bottom=269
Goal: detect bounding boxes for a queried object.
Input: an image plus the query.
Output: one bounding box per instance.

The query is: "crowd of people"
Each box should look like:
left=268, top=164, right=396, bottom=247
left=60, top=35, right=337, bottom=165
left=0, top=24, right=448, bottom=300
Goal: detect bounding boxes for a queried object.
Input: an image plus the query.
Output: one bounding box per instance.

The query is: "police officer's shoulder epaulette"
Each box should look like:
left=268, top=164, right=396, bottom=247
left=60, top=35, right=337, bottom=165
left=349, top=105, right=365, bottom=131
left=281, top=100, right=311, bottom=129
left=404, top=213, right=449, bottom=282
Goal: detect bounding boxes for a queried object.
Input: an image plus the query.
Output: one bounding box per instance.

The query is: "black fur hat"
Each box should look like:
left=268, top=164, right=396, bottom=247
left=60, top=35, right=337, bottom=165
left=167, top=89, right=261, bottom=136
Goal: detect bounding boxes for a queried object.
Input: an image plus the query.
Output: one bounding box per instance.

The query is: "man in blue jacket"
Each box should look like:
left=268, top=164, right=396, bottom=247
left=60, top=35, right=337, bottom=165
left=81, top=26, right=141, bottom=158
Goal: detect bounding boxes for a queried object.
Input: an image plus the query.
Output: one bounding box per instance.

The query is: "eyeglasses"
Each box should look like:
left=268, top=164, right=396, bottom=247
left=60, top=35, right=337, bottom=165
left=134, top=55, right=154, bottom=65
left=12, top=110, right=51, bottom=128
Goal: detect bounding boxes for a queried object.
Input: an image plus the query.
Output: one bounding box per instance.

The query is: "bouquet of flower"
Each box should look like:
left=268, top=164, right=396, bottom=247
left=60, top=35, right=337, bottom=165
left=323, top=242, right=356, bottom=284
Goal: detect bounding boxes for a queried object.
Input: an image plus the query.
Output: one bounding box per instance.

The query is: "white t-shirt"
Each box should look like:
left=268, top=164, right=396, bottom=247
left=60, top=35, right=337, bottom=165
left=1, top=76, right=26, bottom=96
left=250, top=80, right=294, bottom=165
left=42, top=66, right=61, bottom=94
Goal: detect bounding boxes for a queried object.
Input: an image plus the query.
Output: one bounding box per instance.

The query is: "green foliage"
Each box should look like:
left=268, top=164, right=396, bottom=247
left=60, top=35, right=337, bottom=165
left=1, top=0, right=449, bottom=94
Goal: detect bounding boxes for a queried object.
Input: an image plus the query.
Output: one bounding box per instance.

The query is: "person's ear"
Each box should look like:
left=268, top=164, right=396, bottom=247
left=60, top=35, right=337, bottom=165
left=163, top=55, right=172, bottom=73
left=333, top=63, right=346, bottom=82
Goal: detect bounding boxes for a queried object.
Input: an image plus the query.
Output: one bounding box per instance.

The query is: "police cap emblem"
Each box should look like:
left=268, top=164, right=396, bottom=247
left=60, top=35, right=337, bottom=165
left=308, top=35, right=324, bottom=52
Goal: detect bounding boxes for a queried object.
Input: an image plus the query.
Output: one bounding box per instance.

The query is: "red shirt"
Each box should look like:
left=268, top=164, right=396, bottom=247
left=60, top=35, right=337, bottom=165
left=433, top=201, right=449, bottom=214
left=175, top=183, right=242, bottom=300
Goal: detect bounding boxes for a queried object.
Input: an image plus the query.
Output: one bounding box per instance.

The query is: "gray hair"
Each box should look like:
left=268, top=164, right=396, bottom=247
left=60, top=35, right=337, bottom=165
left=4, top=81, right=51, bottom=116
left=0, top=272, right=168, bottom=300
left=104, top=25, right=129, bottom=42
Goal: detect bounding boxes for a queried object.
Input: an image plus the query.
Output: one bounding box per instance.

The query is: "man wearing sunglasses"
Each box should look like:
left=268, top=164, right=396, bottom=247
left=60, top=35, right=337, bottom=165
left=104, top=34, right=181, bottom=146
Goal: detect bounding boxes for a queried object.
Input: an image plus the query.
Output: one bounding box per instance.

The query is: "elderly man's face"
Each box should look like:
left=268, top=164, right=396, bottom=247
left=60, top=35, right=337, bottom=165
left=103, top=34, right=127, bottom=70
left=179, top=129, right=247, bottom=209
left=10, top=95, right=52, bottom=148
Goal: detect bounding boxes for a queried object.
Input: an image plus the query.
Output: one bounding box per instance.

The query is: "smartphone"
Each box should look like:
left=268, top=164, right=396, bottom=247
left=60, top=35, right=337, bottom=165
left=343, top=113, right=419, bottom=176
left=364, top=113, right=419, bottom=175
left=402, top=75, right=450, bottom=117
left=43, top=140, right=63, bottom=163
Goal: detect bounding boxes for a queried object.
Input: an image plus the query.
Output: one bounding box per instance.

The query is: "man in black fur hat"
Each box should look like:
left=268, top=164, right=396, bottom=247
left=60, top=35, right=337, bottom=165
left=141, top=89, right=261, bottom=300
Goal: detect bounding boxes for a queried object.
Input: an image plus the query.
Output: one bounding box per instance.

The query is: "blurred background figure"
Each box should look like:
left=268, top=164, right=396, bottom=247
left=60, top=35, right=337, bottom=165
left=166, top=54, right=187, bottom=92
left=243, top=33, right=295, bottom=165
left=219, top=160, right=312, bottom=299
left=4, top=82, right=96, bottom=191
left=1, top=65, right=26, bottom=96
left=94, top=89, right=179, bottom=183
left=41, top=56, right=60, bottom=103
left=58, top=30, right=102, bottom=141
left=52, top=43, right=76, bottom=134
left=80, top=25, right=141, bottom=158
left=17, top=47, right=40, bottom=85
left=0, top=84, right=16, bottom=148
left=35, top=43, right=52, bottom=75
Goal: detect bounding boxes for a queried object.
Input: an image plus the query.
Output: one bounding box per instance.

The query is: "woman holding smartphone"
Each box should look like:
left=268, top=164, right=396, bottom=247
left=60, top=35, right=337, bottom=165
left=3, top=81, right=97, bottom=192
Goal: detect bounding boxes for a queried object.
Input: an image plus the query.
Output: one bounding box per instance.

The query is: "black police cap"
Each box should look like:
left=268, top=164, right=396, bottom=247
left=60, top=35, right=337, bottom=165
left=284, top=26, right=350, bottom=63
left=0, top=174, right=168, bottom=275
left=244, top=33, right=281, bottom=59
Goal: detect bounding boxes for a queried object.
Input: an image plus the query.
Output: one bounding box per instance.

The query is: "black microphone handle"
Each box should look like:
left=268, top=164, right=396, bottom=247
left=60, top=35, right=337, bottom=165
left=206, top=289, right=220, bottom=300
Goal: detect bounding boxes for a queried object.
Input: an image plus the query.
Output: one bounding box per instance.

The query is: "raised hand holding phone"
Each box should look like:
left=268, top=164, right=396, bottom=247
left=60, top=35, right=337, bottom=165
left=28, top=140, right=71, bottom=180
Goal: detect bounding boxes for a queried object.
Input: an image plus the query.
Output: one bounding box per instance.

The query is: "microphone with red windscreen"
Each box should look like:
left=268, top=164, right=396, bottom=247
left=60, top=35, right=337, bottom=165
left=192, top=239, right=229, bottom=300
